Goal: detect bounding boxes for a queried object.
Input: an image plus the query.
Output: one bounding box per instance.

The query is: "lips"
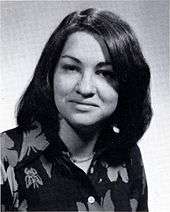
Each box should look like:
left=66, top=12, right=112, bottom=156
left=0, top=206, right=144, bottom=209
left=69, top=100, right=99, bottom=107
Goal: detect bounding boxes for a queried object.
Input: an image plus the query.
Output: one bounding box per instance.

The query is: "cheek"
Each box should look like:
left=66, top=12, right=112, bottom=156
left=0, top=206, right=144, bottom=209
left=53, top=72, right=77, bottom=97
left=97, top=80, right=118, bottom=109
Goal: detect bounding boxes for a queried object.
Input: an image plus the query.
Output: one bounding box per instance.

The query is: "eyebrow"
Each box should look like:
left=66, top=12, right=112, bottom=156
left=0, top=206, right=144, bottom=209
left=61, top=55, right=112, bottom=67
left=96, top=62, right=112, bottom=68
left=61, top=55, right=82, bottom=64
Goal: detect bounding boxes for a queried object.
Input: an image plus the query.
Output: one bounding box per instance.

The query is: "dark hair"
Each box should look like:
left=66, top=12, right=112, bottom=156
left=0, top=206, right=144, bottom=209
left=17, top=8, right=152, bottom=166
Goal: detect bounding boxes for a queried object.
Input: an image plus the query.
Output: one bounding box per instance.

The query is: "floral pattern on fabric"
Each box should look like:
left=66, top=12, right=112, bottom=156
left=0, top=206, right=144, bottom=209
left=130, top=198, right=138, bottom=212
left=106, top=165, right=129, bottom=183
left=1, top=127, right=148, bottom=211
left=18, top=199, right=28, bottom=211
left=0, top=133, right=18, bottom=167
left=76, top=202, right=87, bottom=211
left=19, top=126, right=49, bottom=161
left=0, top=160, right=7, bottom=184
left=6, top=166, right=18, bottom=195
left=102, top=189, right=115, bottom=211
left=24, top=167, right=43, bottom=189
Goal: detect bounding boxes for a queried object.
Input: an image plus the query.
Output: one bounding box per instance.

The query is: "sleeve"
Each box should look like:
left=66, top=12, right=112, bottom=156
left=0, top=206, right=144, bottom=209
left=129, top=145, right=149, bottom=212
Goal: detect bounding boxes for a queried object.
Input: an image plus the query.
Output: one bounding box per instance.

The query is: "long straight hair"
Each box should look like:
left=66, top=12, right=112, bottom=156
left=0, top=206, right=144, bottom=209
left=17, top=8, right=152, bottom=166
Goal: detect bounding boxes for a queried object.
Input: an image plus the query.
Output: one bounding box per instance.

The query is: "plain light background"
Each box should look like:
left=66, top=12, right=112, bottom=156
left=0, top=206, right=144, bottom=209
left=1, top=1, right=170, bottom=211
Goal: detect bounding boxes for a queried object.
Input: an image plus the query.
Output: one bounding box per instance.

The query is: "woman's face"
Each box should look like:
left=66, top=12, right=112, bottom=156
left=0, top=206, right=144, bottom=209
left=53, top=32, right=118, bottom=128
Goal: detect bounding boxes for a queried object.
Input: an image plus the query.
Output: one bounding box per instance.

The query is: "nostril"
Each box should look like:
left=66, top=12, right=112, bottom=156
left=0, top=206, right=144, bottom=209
left=76, top=89, right=94, bottom=98
left=83, top=93, right=94, bottom=98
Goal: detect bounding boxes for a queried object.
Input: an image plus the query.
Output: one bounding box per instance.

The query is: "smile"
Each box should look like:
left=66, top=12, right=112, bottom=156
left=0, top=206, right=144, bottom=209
left=70, top=100, right=99, bottom=107
left=69, top=100, right=99, bottom=111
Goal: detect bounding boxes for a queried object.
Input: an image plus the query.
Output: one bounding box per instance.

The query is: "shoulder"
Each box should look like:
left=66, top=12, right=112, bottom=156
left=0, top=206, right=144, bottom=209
left=0, top=127, right=22, bottom=168
left=1, top=124, right=50, bottom=210
left=128, top=144, right=146, bottom=181
left=130, top=144, right=143, bottom=164
left=128, top=145, right=148, bottom=210
left=0, top=123, right=50, bottom=169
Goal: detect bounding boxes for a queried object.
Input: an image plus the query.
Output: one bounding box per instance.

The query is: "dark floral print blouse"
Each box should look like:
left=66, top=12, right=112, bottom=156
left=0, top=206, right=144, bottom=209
left=1, top=124, right=148, bottom=211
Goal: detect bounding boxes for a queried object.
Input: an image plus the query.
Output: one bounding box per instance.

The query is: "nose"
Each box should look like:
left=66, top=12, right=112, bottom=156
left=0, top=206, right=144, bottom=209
left=75, top=71, right=95, bottom=97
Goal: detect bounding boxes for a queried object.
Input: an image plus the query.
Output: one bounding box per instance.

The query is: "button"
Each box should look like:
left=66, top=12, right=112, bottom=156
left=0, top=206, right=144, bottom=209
left=88, top=196, right=95, bottom=204
left=99, top=178, right=102, bottom=183
left=113, top=126, right=120, bottom=133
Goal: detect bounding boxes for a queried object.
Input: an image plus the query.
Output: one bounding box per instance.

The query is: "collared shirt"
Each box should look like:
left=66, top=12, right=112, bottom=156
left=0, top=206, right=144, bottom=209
left=1, top=124, right=148, bottom=211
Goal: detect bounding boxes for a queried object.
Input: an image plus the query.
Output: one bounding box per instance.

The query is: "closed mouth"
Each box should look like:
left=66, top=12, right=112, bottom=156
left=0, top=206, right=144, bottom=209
left=70, top=100, right=99, bottom=107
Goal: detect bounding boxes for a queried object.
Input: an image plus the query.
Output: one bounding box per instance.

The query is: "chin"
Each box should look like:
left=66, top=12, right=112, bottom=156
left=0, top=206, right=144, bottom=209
left=69, top=114, right=104, bottom=128
left=71, top=119, right=97, bottom=127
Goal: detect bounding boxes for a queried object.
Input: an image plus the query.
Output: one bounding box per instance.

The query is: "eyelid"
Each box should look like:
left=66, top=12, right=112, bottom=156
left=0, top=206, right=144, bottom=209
left=61, top=64, right=81, bottom=71
left=96, top=69, right=114, bottom=74
left=60, top=60, right=80, bottom=66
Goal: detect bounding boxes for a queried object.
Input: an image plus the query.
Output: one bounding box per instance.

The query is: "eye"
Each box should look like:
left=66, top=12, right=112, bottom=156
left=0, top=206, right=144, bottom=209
left=62, top=64, right=80, bottom=72
left=96, top=69, right=115, bottom=81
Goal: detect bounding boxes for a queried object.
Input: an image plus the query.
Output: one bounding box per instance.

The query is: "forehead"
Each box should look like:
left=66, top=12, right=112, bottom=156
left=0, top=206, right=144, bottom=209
left=61, top=31, right=111, bottom=63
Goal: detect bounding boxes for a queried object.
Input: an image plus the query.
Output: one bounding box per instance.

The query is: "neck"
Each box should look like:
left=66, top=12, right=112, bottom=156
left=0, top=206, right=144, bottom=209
left=59, top=119, right=100, bottom=158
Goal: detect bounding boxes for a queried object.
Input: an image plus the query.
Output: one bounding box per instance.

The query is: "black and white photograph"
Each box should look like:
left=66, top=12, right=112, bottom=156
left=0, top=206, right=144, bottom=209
left=0, top=1, right=170, bottom=211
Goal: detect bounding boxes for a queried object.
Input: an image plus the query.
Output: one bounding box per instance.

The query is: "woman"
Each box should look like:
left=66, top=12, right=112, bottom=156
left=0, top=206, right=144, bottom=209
left=1, top=8, right=152, bottom=211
